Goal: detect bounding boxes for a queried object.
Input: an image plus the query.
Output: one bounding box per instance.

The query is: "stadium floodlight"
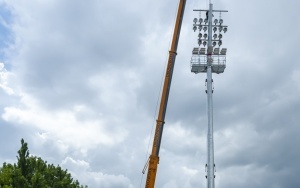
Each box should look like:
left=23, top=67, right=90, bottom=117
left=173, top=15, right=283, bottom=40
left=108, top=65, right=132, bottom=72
left=193, top=18, right=198, bottom=23
left=193, top=26, right=197, bottom=32
left=219, top=26, right=223, bottom=32
left=219, top=19, right=223, bottom=25
left=220, top=48, right=227, bottom=55
left=214, top=19, right=218, bottom=25
left=213, top=27, right=217, bottom=33
left=199, top=18, right=203, bottom=23
left=190, top=5, right=229, bottom=188
left=213, top=48, right=220, bottom=55
left=199, top=48, right=206, bottom=55
left=199, top=25, right=203, bottom=31
left=198, top=39, right=202, bottom=46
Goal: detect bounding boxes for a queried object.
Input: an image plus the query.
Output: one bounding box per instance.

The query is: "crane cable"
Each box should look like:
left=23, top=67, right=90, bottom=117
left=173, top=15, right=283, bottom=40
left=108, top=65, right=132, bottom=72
left=139, top=0, right=180, bottom=187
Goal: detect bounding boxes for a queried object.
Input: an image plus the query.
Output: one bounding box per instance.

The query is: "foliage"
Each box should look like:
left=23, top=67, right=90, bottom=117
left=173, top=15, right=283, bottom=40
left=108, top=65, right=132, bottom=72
left=0, top=139, right=87, bottom=188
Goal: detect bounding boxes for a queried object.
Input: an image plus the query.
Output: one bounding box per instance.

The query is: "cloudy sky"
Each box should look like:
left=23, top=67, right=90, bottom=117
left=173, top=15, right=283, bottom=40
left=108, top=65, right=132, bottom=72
left=1, top=0, right=300, bottom=187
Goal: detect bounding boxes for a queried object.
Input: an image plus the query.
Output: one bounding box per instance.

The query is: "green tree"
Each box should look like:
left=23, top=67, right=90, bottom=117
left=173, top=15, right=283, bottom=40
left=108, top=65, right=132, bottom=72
left=17, top=139, right=30, bottom=179
left=0, top=139, right=87, bottom=188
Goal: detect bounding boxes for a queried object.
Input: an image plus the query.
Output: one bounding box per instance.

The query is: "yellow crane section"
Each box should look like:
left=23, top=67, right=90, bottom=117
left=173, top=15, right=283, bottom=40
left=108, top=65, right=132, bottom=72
left=145, top=0, right=186, bottom=187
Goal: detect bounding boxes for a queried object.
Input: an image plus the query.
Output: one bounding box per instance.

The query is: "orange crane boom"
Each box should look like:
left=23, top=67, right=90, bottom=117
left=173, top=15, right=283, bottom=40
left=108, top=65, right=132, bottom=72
left=145, top=0, right=186, bottom=187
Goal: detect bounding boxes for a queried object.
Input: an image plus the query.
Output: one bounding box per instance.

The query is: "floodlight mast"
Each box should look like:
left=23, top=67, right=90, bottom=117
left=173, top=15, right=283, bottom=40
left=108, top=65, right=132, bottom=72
left=191, top=2, right=228, bottom=188
left=205, top=4, right=215, bottom=188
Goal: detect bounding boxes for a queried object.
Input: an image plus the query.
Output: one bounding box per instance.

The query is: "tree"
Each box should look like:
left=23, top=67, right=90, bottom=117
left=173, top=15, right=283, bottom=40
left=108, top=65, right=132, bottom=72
left=0, top=139, right=87, bottom=188
left=17, top=139, right=30, bottom=179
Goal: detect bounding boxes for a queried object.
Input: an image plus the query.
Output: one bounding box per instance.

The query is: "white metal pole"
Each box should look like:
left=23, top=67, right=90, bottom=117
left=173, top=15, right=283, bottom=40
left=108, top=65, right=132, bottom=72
left=206, top=3, right=215, bottom=188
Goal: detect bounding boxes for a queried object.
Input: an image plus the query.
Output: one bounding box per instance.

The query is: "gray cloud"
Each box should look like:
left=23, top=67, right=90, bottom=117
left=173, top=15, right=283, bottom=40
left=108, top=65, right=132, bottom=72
left=1, top=0, right=300, bottom=187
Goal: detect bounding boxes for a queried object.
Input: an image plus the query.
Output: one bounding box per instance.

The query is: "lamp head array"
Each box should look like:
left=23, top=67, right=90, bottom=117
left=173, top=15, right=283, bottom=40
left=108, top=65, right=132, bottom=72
left=193, top=12, right=228, bottom=48
left=193, top=18, right=228, bottom=33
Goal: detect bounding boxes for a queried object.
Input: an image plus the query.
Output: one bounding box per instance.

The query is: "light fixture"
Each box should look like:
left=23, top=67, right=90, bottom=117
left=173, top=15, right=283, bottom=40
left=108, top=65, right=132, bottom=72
left=213, top=41, right=216, bottom=47
left=198, top=33, right=203, bottom=38
left=214, top=19, right=218, bottom=25
left=203, top=26, right=207, bottom=32
left=204, top=33, right=208, bottom=39
left=213, top=34, right=217, bottom=39
left=213, top=48, right=220, bottom=55
left=198, top=25, right=203, bottom=31
left=203, top=41, right=207, bottom=46
left=213, top=27, right=217, bottom=33
left=223, top=27, right=227, bottom=33
left=200, top=48, right=206, bottom=55
left=219, top=19, right=223, bottom=25
left=204, top=18, right=208, bottom=24
left=199, top=18, right=203, bottom=23
left=193, top=26, right=197, bottom=32
left=219, top=26, right=223, bottom=32
left=220, top=48, right=227, bottom=55
left=198, top=39, right=202, bottom=46
left=218, top=34, right=222, bottom=39
left=193, top=18, right=198, bottom=23
left=218, top=40, right=222, bottom=46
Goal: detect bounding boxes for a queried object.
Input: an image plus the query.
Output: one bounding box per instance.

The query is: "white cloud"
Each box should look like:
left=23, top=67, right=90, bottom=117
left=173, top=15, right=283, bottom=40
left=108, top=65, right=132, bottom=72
left=0, top=62, right=14, bottom=95
left=2, top=95, right=128, bottom=150
left=61, top=156, right=134, bottom=188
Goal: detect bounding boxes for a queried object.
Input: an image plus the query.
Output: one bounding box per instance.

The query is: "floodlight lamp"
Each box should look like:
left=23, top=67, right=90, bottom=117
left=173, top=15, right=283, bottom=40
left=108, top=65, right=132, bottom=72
left=198, top=33, right=203, bottom=38
left=219, top=26, right=223, bottom=32
left=203, top=26, right=207, bottom=32
left=193, top=18, right=198, bottom=23
left=204, top=33, right=208, bottom=39
left=223, top=27, right=228, bottom=33
left=198, top=39, right=202, bottom=46
left=213, top=27, right=217, bottom=33
left=214, top=19, right=218, bottom=25
left=198, top=25, right=203, bottom=31
left=219, top=19, right=223, bottom=25
left=199, top=18, right=203, bottom=23
left=203, top=41, right=207, bottom=46
left=204, top=18, right=208, bottom=24
left=218, top=34, right=222, bottom=39
left=213, top=34, right=217, bottom=39
left=193, top=26, right=197, bottom=32
left=218, top=40, right=222, bottom=46
left=213, top=41, right=216, bottom=47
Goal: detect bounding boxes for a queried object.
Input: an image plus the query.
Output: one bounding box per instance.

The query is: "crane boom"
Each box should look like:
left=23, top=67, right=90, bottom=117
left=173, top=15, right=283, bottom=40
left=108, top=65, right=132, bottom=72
left=145, top=0, right=186, bottom=187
